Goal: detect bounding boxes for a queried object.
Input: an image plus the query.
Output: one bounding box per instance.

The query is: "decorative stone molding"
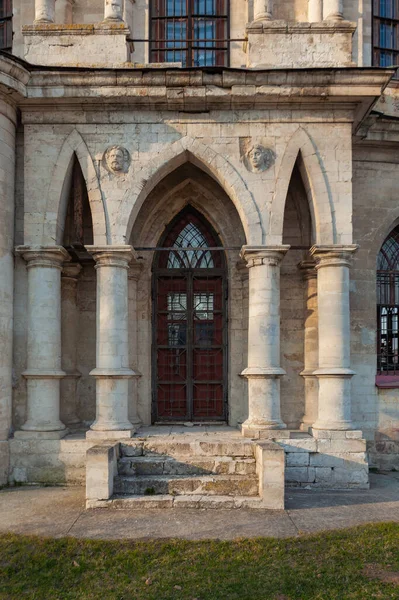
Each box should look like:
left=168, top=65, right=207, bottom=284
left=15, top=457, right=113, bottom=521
left=240, top=138, right=276, bottom=173
left=16, top=246, right=69, bottom=270
left=240, top=245, right=289, bottom=267
left=104, top=0, right=124, bottom=22
left=311, top=244, right=358, bottom=268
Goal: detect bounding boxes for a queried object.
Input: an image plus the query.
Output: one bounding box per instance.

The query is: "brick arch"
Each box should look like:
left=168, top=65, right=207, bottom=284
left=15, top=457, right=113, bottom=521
left=122, top=136, right=264, bottom=246
left=43, top=129, right=108, bottom=245
left=269, top=127, right=335, bottom=245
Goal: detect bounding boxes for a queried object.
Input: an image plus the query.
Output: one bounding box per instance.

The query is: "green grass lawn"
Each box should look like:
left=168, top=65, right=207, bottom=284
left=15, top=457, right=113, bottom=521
left=0, top=523, right=399, bottom=599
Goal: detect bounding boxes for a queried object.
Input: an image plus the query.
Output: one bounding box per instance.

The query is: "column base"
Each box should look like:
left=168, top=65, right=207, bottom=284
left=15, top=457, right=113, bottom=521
left=14, top=429, right=69, bottom=440
left=310, top=427, right=363, bottom=439
left=242, top=419, right=288, bottom=439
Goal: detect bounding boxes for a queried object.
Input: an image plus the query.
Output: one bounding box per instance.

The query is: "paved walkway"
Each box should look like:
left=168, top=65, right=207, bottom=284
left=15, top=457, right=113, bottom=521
left=0, top=472, right=398, bottom=540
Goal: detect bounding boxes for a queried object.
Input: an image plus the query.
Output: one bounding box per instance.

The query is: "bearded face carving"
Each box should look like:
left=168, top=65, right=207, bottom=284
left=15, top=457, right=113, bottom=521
left=104, top=146, right=130, bottom=174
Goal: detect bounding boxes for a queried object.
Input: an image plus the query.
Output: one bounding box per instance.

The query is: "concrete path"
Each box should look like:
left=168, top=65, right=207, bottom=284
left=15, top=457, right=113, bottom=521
left=0, top=472, right=398, bottom=540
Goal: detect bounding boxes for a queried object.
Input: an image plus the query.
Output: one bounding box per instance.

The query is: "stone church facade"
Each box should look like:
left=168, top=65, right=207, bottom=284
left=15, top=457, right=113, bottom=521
left=0, top=0, right=398, bottom=508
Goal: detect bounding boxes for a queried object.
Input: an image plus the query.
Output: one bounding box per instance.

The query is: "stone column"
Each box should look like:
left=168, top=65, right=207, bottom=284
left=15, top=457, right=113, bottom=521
left=15, top=246, right=70, bottom=438
left=240, top=246, right=289, bottom=437
left=34, top=0, right=55, bottom=23
left=308, top=0, right=323, bottom=22
left=253, top=0, right=273, bottom=21
left=55, top=0, right=74, bottom=24
left=0, top=98, right=17, bottom=483
left=323, top=0, right=343, bottom=21
left=311, top=245, right=357, bottom=431
left=86, top=246, right=138, bottom=439
left=104, top=0, right=124, bottom=21
left=299, top=260, right=319, bottom=431
left=60, top=263, right=82, bottom=426
left=128, top=262, right=142, bottom=429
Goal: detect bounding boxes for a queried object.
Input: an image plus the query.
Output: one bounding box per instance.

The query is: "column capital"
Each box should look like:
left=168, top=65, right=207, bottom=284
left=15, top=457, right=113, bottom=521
left=62, top=263, right=82, bottom=281
left=128, top=262, right=143, bottom=281
left=240, top=245, right=290, bottom=268
left=15, top=245, right=71, bottom=270
left=310, top=244, right=358, bottom=269
left=86, top=245, right=135, bottom=269
left=298, top=259, right=317, bottom=279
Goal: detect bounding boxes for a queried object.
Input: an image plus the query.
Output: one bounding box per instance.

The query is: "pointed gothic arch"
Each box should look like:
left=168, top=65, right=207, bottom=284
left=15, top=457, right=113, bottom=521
left=269, top=127, right=335, bottom=245
left=44, top=129, right=108, bottom=245
left=122, top=136, right=263, bottom=246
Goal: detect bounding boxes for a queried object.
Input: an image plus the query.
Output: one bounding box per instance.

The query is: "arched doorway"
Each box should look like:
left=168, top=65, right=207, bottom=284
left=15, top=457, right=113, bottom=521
left=152, top=206, right=227, bottom=422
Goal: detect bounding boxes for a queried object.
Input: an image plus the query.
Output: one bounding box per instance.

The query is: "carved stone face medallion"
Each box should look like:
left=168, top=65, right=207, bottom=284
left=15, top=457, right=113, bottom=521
left=104, top=145, right=130, bottom=174
left=240, top=138, right=276, bottom=173
left=245, top=144, right=275, bottom=173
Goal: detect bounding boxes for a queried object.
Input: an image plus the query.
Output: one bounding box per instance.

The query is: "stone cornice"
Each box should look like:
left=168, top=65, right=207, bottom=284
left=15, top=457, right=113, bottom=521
left=246, top=20, right=357, bottom=35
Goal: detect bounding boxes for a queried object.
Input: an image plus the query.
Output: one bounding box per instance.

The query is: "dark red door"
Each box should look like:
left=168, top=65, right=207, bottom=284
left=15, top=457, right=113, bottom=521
left=153, top=208, right=227, bottom=421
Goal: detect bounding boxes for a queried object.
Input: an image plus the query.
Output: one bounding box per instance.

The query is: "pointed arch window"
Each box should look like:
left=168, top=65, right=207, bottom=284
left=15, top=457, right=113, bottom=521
left=377, top=225, right=399, bottom=375
left=150, top=0, right=229, bottom=67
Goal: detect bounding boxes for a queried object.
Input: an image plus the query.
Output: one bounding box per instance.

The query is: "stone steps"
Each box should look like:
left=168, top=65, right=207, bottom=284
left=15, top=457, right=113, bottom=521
left=118, top=455, right=257, bottom=477
left=120, top=439, right=255, bottom=458
left=93, top=494, right=270, bottom=510
left=114, top=473, right=259, bottom=497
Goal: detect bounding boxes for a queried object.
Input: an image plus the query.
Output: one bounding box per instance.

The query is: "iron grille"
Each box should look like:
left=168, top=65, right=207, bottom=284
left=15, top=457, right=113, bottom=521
left=377, top=225, right=399, bottom=374
left=373, top=0, right=399, bottom=74
left=150, top=0, right=229, bottom=67
left=0, top=0, right=12, bottom=52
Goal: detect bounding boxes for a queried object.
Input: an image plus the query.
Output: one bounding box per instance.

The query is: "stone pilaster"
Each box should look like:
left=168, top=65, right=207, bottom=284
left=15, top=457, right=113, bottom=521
left=61, top=263, right=82, bottom=426
left=104, top=0, right=124, bottom=21
left=240, top=245, right=289, bottom=438
left=128, top=262, right=142, bottom=429
left=299, top=260, right=319, bottom=431
left=311, top=245, right=357, bottom=431
left=86, top=246, right=138, bottom=439
left=0, top=98, right=17, bottom=483
left=34, top=0, right=55, bottom=23
left=15, top=246, right=70, bottom=438
left=253, top=0, right=273, bottom=21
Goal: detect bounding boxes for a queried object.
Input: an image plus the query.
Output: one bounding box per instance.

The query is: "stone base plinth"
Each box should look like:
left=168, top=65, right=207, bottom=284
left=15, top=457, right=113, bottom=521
left=23, top=23, right=130, bottom=67
left=0, top=441, right=9, bottom=486
left=14, top=429, right=69, bottom=440
left=86, top=429, right=135, bottom=440
left=246, top=21, right=356, bottom=69
left=242, top=426, right=291, bottom=439
left=275, top=432, right=369, bottom=489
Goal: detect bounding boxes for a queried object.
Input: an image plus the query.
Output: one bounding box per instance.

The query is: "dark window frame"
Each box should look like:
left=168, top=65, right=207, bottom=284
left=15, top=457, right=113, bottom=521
left=150, top=0, right=230, bottom=67
left=0, top=0, right=12, bottom=52
left=377, top=225, right=399, bottom=377
left=372, top=0, right=399, bottom=70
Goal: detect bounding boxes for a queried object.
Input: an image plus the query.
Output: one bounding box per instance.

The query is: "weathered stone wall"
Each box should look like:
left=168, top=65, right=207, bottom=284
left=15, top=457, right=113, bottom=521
left=352, top=142, right=399, bottom=468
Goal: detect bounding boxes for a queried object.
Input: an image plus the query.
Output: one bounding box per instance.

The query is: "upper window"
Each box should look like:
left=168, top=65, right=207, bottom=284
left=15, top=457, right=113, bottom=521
left=377, top=226, right=399, bottom=375
left=150, top=0, right=229, bottom=67
left=0, top=0, right=12, bottom=52
left=373, top=0, right=399, bottom=70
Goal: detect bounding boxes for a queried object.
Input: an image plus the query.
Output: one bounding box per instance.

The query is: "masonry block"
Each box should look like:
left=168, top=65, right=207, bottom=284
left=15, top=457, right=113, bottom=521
left=86, top=443, right=119, bottom=507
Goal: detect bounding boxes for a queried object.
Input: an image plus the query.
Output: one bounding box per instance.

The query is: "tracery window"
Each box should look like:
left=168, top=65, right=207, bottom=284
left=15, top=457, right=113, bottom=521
left=377, top=225, right=399, bottom=374
left=0, top=0, right=12, bottom=51
left=373, top=0, right=399, bottom=70
left=150, top=0, right=229, bottom=67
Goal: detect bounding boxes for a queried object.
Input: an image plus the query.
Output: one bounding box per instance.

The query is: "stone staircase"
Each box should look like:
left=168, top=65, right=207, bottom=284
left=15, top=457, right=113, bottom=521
left=86, top=433, right=286, bottom=509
